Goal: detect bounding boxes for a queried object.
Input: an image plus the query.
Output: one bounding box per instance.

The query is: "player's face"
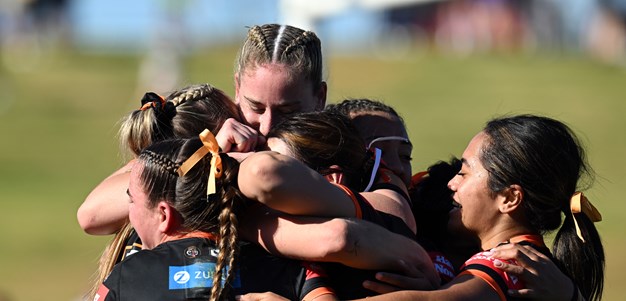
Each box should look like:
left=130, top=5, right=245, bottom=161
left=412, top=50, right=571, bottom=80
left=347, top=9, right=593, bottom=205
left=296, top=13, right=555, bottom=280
left=351, top=111, right=412, bottom=187
left=447, top=132, right=501, bottom=237
left=235, top=63, right=326, bottom=136
left=127, top=163, right=161, bottom=250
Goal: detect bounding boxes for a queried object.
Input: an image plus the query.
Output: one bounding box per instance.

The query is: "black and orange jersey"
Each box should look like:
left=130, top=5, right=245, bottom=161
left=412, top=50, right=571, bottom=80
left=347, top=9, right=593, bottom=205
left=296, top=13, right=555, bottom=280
left=459, top=235, right=552, bottom=301
left=321, top=184, right=416, bottom=299
left=95, top=237, right=330, bottom=301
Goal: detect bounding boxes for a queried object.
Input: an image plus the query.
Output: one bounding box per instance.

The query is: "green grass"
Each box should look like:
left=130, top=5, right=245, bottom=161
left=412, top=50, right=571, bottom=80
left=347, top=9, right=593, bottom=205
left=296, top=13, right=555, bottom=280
left=1, top=47, right=624, bottom=300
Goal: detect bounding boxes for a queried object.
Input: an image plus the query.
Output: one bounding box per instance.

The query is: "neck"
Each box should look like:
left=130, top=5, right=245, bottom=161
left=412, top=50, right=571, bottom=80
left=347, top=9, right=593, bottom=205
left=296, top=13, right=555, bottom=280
left=158, top=231, right=217, bottom=246
left=478, top=223, right=536, bottom=250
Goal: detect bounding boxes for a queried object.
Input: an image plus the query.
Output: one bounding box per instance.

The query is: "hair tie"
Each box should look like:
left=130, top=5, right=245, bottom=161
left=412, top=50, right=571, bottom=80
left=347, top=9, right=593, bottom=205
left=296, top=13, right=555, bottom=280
left=139, top=92, right=166, bottom=111
left=570, top=191, right=602, bottom=242
left=177, top=129, right=223, bottom=197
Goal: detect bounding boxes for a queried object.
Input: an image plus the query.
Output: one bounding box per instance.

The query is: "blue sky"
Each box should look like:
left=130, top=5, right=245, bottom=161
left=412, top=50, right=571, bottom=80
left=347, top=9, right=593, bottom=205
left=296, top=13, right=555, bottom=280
left=69, top=0, right=379, bottom=52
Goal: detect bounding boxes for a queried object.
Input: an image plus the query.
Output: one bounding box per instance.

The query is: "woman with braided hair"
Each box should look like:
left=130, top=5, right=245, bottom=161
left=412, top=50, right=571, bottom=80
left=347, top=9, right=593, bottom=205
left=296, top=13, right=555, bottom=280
left=78, top=83, right=238, bottom=235
left=218, top=23, right=327, bottom=152
left=94, top=133, right=332, bottom=301
left=77, top=83, right=239, bottom=299
left=326, top=98, right=413, bottom=188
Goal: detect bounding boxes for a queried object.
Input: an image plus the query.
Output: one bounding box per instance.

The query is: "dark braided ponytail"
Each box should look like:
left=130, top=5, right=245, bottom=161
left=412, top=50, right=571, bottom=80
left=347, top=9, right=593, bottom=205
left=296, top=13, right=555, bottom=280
left=138, top=138, right=248, bottom=300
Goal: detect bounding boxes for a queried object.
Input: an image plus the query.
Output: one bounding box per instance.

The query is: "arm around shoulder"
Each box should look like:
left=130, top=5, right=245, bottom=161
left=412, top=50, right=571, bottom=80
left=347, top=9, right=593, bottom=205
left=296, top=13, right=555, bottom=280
left=238, top=151, right=355, bottom=217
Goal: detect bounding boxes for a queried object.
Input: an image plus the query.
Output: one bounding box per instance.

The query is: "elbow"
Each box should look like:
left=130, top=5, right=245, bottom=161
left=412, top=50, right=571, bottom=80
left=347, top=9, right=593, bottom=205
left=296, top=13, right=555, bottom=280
left=239, top=152, right=284, bottom=203
left=76, top=204, right=118, bottom=235
left=76, top=205, right=98, bottom=234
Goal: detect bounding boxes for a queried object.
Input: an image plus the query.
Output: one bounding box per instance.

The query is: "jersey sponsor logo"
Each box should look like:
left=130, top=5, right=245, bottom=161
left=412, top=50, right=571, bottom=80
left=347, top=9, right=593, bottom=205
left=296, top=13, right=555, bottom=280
left=169, top=262, right=241, bottom=290
left=173, top=271, right=191, bottom=284
left=184, top=246, right=201, bottom=258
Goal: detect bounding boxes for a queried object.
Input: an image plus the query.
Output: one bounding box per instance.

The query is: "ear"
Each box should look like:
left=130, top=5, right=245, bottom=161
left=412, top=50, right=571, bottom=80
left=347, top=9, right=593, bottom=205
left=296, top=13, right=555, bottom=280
left=156, top=201, right=179, bottom=234
left=499, top=184, right=524, bottom=213
left=323, top=165, right=344, bottom=185
left=315, top=81, right=327, bottom=109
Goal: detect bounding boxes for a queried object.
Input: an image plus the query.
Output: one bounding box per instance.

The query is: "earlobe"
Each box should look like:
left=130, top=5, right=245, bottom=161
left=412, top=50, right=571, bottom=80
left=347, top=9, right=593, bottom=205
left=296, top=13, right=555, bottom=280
left=500, top=184, right=523, bottom=213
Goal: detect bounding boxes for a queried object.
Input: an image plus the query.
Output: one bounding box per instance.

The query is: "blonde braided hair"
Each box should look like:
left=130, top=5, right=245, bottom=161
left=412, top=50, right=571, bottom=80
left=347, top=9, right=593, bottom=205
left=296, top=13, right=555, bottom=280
left=235, top=24, right=324, bottom=91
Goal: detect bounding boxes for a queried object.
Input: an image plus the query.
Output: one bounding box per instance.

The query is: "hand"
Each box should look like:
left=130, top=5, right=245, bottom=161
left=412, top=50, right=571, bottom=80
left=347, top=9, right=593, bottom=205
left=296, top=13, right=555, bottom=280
left=491, top=243, right=575, bottom=301
left=216, top=118, right=266, bottom=153
left=363, top=260, right=438, bottom=294
left=227, top=151, right=255, bottom=162
left=236, top=292, right=290, bottom=301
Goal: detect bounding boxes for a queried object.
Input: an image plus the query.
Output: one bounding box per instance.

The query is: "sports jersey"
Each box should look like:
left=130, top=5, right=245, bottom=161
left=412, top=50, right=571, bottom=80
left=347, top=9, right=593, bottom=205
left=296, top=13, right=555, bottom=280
left=94, top=236, right=329, bottom=301
left=321, top=184, right=416, bottom=299
left=118, top=229, right=141, bottom=262
left=459, top=235, right=551, bottom=301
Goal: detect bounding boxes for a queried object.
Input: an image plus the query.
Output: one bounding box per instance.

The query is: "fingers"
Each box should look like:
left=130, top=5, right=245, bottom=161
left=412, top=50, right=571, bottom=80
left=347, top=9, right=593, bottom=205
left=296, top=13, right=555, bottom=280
left=236, top=292, right=289, bottom=301
left=506, top=288, right=538, bottom=299
left=376, top=272, right=433, bottom=290
left=492, top=244, right=537, bottom=268
left=227, top=151, right=255, bottom=162
left=493, top=258, right=525, bottom=276
left=362, top=279, right=402, bottom=294
left=216, top=118, right=264, bottom=153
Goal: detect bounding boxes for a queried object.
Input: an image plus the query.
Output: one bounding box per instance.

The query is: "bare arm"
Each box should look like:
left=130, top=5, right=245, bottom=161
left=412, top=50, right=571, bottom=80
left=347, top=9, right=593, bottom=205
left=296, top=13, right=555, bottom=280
left=361, top=169, right=416, bottom=233
left=77, top=160, right=134, bottom=235
left=239, top=207, right=437, bottom=284
left=238, top=151, right=356, bottom=217
left=352, top=274, right=501, bottom=301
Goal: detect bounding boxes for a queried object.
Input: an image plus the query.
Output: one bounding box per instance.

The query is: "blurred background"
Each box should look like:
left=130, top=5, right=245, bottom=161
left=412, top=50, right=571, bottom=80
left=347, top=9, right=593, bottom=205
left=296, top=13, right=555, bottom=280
left=0, top=0, right=624, bottom=300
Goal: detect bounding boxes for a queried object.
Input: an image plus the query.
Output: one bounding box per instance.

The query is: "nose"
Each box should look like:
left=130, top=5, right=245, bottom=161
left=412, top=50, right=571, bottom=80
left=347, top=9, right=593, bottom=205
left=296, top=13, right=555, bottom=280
left=259, top=111, right=275, bottom=136
left=448, top=176, right=458, bottom=191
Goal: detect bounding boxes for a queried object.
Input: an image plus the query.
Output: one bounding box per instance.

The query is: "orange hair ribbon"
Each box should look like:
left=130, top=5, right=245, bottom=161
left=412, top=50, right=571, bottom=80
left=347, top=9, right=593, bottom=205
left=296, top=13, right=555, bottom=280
left=176, top=129, right=223, bottom=197
left=570, top=191, right=602, bottom=242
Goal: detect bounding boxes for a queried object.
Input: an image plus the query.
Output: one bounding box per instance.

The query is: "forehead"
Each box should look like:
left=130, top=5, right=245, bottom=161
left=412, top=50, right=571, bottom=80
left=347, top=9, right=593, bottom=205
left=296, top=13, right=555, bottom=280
left=350, top=111, right=408, bottom=141
left=238, top=64, right=315, bottom=108
left=462, top=132, right=487, bottom=168
left=128, top=161, right=143, bottom=191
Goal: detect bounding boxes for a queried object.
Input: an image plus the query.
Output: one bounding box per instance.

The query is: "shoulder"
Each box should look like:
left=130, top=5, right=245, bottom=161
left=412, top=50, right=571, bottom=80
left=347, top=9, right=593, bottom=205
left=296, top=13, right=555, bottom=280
left=459, top=251, right=524, bottom=300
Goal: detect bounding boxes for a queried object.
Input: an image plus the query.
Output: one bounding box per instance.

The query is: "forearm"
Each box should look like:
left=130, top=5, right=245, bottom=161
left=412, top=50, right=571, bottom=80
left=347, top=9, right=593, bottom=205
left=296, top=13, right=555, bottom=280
left=238, top=152, right=354, bottom=217
left=241, top=209, right=434, bottom=276
left=77, top=162, right=133, bottom=235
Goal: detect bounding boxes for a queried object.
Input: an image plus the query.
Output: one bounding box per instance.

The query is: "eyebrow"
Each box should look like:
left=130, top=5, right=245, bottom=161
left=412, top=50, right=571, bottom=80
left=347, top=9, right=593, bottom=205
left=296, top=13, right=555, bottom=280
left=244, top=96, right=264, bottom=107
left=243, top=96, right=300, bottom=109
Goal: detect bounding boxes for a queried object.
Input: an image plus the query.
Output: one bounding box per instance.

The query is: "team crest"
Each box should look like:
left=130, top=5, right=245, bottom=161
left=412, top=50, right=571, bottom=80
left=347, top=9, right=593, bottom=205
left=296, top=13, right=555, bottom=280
left=184, top=245, right=201, bottom=258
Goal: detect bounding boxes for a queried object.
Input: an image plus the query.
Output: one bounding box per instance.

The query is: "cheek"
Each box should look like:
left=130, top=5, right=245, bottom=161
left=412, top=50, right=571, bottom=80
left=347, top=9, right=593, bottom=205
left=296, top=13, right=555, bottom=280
left=240, top=106, right=259, bottom=121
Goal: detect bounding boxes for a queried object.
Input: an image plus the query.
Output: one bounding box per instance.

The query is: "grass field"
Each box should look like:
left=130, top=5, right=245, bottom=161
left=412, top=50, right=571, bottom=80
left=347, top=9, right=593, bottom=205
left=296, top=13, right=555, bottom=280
left=1, top=47, right=624, bottom=301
